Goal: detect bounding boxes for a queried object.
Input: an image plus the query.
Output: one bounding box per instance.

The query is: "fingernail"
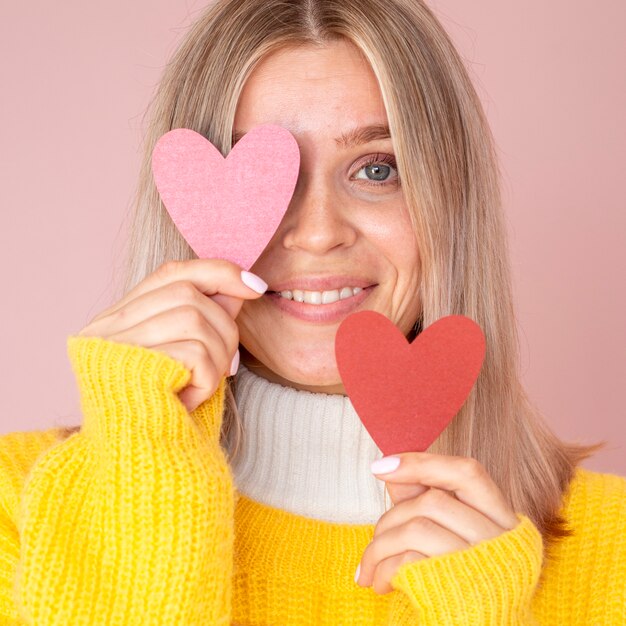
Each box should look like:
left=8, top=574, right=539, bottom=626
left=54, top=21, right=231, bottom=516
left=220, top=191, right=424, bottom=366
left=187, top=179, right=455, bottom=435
left=241, top=270, right=268, bottom=293
left=229, top=349, right=240, bottom=376
left=354, top=562, right=361, bottom=584
left=371, top=456, right=401, bottom=474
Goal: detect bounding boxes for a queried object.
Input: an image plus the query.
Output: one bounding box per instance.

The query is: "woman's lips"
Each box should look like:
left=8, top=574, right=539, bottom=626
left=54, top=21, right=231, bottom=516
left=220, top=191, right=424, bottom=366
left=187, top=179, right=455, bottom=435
left=266, top=285, right=376, bottom=323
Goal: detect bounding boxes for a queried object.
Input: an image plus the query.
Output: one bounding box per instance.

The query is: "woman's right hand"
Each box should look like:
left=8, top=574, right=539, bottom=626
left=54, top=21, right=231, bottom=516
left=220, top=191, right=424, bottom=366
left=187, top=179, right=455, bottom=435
left=76, top=258, right=268, bottom=413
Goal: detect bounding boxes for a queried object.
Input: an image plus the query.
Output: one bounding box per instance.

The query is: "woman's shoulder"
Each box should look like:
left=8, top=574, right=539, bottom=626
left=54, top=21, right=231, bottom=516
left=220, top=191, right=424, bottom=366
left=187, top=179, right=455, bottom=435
left=566, top=464, right=626, bottom=503
left=534, top=465, right=626, bottom=618
left=560, top=464, right=626, bottom=532
left=0, top=426, right=72, bottom=464
left=0, top=427, right=76, bottom=513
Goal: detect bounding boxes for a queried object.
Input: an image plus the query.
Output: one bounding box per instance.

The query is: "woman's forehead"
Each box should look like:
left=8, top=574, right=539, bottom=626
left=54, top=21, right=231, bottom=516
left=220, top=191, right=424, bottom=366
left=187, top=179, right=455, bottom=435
left=234, top=41, right=388, bottom=144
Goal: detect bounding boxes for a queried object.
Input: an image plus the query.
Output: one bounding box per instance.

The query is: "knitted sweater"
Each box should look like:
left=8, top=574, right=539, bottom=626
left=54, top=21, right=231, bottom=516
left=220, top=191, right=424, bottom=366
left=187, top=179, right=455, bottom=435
left=0, top=336, right=624, bottom=625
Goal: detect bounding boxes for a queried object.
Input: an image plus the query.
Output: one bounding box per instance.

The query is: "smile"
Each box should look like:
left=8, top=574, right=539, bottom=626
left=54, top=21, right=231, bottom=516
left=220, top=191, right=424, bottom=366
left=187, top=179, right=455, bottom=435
left=273, top=286, right=364, bottom=305
left=266, top=285, right=376, bottom=323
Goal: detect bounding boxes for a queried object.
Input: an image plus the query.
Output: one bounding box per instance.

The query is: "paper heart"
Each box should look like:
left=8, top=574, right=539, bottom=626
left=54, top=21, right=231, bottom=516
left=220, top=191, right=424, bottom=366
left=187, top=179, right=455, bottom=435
left=335, top=311, right=486, bottom=456
left=151, top=125, right=300, bottom=270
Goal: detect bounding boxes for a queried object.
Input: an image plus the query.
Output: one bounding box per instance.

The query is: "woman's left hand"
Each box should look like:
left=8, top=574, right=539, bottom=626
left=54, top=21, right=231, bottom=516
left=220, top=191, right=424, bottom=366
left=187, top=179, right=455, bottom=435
left=355, top=451, right=520, bottom=595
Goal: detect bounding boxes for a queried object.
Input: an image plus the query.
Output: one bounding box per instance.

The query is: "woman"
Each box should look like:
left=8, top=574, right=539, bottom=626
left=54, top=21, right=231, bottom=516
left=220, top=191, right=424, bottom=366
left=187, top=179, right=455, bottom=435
left=1, top=0, right=624, bottom=624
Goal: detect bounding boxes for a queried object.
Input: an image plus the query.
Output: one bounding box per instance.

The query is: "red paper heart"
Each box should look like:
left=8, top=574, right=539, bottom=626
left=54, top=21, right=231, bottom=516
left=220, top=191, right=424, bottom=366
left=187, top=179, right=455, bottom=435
left=151, top=125, right=300, bottom=270
left=335, top=311, right=486, bottom=456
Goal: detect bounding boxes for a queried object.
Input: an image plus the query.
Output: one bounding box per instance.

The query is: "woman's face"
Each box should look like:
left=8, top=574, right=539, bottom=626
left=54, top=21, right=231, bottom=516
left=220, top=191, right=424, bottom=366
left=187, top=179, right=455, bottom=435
left=235, top=38, right=421, bottom=394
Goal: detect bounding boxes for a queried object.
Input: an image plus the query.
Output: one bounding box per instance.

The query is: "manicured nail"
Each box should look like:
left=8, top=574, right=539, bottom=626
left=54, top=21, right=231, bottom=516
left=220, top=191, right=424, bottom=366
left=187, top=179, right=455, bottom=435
left=229, top=349, right=240, bottom=376
left=371, top=456, right=401, bottom=474
left=241, top=270, right=268, bottom=293
left=354, top=562, right=361, bottom=584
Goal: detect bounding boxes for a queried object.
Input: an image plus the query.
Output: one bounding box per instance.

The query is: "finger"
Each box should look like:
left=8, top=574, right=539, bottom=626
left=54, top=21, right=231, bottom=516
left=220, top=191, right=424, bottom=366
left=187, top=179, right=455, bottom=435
left=372, top=452, right=518, bottom=529
left=357, top=516, right=470, bottom=588
left=383, top=480, right=429, bottom=505
left=208, top=292, right=244, bottom=319
left=89, top=258, right=267, bottom=323
left=151, top=340, right=225, bottom=411
left=370, top=550, right=426, bottom=595
left=374, top=487, right=505, bottom=547
left=83, top=280, right=240, bottom=356
left=108, top=305, right=234, bottom=378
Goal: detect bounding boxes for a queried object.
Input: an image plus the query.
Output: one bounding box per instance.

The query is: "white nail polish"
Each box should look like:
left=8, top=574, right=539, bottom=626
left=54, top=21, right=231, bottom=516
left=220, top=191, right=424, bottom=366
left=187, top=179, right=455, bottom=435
left=371, top=456, right=400, bottom=474
left=354, top=562, right=361, bottom=584
left=229, top=349, right=240, bottom=376
left=241, top=270, right=268, bottom=293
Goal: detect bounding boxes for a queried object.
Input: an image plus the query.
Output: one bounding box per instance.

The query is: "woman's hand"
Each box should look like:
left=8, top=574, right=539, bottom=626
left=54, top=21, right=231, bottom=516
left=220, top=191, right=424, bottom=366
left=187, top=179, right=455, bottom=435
left=355, top=452, right=520, bottom=595
left=76, top=258, right=268, bottom=413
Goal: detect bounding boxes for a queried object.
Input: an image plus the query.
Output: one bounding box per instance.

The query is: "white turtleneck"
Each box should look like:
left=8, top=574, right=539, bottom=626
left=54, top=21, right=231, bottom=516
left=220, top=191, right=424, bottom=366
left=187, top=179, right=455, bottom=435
left=226, top=362, right=392, bottom=525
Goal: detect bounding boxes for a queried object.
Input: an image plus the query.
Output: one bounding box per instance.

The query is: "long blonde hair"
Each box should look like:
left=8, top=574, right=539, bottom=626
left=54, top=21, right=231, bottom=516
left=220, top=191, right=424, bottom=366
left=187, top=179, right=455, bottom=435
left=61, top=0, right=604, bottom=560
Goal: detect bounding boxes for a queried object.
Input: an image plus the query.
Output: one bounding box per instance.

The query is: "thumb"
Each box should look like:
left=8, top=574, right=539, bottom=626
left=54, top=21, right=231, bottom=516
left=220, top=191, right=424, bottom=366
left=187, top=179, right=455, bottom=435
left=384, top=482, right=429, bottom=506
left=209, top=292, right=247, bottom=320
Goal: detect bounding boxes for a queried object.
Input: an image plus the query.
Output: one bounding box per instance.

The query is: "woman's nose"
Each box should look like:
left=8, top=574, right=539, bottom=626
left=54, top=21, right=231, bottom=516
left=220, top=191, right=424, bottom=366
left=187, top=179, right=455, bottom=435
left=280, top=183, right=357, bottom=254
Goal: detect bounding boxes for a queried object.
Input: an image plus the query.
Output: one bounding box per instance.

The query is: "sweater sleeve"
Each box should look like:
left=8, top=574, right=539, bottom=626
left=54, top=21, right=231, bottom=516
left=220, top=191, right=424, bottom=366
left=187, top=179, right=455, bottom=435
left=12, top=335, right=235, bottom=625
left=388, top=512, right=544, bottom=625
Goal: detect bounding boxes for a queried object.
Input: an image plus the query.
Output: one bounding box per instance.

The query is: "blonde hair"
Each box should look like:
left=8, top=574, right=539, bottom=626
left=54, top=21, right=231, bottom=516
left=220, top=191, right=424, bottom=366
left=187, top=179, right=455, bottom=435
left=61, top=0, right=604, bottom=563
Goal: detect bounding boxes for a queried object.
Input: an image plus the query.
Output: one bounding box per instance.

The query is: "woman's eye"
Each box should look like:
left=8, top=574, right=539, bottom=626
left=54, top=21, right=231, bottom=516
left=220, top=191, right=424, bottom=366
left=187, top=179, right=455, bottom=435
left=352, top=153, right=399, bottom=188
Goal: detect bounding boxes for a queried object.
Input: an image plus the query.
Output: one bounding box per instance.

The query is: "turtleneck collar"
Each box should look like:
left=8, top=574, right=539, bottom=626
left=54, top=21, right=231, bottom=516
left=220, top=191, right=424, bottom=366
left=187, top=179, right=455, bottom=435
left=226, top=362, right=391, bottom=525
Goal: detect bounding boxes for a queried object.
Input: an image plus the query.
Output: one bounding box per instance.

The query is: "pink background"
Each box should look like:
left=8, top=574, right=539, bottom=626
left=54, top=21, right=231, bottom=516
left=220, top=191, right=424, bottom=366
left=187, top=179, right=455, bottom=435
left=1, top=1, right=624, bottom=475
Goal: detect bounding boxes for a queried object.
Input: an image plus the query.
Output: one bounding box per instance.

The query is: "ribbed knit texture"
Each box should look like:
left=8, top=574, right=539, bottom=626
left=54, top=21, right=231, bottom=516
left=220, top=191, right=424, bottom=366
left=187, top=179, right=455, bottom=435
left=229, top=362, right=390, bottom=524
left=0, top=335, right=622, bottom=624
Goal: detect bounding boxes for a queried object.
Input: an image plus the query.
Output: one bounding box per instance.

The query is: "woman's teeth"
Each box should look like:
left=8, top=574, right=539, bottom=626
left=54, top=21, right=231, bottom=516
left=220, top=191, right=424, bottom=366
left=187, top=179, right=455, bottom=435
left=278, top=286, right=363, bottom=305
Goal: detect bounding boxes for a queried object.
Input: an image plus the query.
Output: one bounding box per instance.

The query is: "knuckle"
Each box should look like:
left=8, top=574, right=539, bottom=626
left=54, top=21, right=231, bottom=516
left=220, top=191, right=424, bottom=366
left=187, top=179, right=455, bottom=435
left=461, top=457, right=483, bottom=478
left=214, top=257, right=234, bottom=270
left=187, top=339, right=209, bottom=358
left=194, top=346, right=214, bottom=370
left=171, top=280, right=199, bottom=303
left=421, top=487, right=448, bottom=509
left=406, top=516, right=433, bottom=536
left=373, top=512, right=390, bottom=538
left=401, top=550, right=420, bottom=565
left=158, top=259, right=185, bottom=279
left=176, top=304, right=205, bottom=329
left=205, top=257, right=235, bottom=275
left=112, top=307, right=126, bottom=324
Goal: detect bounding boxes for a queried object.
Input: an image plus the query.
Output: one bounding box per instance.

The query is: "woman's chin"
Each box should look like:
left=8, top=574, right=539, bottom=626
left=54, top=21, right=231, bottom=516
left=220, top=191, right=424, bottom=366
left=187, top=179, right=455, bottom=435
left=240, top=354, right=344, bottom=393
left=273, top=364, right=342, bottom=389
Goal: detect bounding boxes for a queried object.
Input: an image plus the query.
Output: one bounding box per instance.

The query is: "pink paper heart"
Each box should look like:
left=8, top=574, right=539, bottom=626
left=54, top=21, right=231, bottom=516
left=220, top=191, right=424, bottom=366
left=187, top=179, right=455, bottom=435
left=151, top=125, right=300, bottom=270
left=335, top=311, right=486, bottom=456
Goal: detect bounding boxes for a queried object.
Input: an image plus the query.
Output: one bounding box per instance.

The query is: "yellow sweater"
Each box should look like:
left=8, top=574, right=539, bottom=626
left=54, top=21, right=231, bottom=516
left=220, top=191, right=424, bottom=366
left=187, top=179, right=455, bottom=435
left=0, top=336, right=624, bottom=625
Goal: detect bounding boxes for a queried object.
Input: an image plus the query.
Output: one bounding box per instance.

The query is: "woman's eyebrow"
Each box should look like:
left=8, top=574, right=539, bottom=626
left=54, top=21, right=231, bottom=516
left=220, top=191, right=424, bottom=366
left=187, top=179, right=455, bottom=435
left=335, top=124, right=391, bottom=149
left=231, top=123, right=391, bottom=148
